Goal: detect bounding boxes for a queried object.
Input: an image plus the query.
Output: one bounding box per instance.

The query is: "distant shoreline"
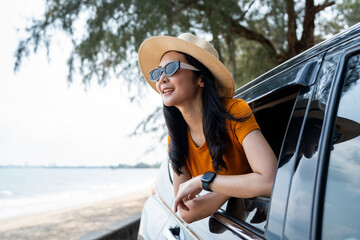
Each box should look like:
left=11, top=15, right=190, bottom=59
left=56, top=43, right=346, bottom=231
left=0, top=162, right=161, bottom=169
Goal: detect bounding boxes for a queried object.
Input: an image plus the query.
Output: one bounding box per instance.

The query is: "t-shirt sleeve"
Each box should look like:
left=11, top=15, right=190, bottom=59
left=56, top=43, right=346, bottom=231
left=225, top=99, right=260, bottom=144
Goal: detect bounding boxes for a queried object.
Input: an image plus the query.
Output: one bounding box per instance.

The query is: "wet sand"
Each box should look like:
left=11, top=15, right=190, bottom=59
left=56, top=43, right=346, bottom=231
left=0, top=189, right=151, bottom=240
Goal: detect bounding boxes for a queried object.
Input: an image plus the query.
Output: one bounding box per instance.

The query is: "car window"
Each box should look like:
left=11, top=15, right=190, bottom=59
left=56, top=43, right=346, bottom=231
left=322, top=53, right=360, bottom=239
left=222, top=196, right=270, bottom=231
left=217, top=86, right=299, bottom=236
left=253, top=86, right=300, bottom=158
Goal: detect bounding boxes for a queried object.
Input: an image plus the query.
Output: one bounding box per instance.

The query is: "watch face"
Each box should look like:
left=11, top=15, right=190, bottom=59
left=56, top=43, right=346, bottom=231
left=202, top=171, right=216, bottom=183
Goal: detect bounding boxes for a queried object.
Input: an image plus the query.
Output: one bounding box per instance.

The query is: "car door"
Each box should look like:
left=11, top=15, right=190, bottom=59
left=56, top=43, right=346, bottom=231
left=271, top=32, right=360, bottom=240
left=312, top=42, right=360, bottom=240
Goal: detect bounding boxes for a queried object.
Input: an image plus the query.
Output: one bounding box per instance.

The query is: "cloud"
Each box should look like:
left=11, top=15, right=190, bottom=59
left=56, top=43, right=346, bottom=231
left=328, top=139, right=360, bottom=195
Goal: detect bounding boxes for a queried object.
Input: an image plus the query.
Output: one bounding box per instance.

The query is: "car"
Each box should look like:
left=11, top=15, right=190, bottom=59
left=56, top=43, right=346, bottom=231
left=138, top=22, right=360, bottom=240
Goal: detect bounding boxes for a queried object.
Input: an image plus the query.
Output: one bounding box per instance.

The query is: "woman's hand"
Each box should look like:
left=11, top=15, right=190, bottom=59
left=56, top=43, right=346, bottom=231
left=174, top=175, right=202, bottom=213
left=172, top=168, right=229, bottom=223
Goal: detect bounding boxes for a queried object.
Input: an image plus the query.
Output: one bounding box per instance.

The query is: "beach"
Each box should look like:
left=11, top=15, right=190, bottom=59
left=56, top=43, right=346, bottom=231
left=0, top=189, right=151, bottom=240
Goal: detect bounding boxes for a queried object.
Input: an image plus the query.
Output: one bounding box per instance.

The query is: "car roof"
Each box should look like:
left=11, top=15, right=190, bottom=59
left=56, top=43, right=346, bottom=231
left=235, top=22, right=360, bottom=102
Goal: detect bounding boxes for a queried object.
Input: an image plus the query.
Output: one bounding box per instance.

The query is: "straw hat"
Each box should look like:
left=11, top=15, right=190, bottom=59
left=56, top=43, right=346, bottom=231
left=138, top=33, right=235, bottom=98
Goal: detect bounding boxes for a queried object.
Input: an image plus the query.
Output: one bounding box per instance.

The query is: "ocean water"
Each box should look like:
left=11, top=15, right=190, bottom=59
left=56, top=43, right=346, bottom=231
left=0, top=167, right=158, bottom=219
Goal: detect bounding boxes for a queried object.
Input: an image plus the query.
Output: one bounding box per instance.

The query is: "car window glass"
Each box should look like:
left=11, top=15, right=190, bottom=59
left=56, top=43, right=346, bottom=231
left=279, top=50, right=344, bottom=239
left=225, top=197, right=269, bottom=230
left=218, top=87, right=300, bottom=236
left=322, top=53, right=360, bottom=240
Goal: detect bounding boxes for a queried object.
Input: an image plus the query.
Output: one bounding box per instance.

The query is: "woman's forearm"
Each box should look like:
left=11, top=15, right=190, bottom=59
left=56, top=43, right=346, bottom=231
left=177, top=192, right=229, bottom=223
left=208, top=172, right=274, bottom=198
left=174, top=170, right=274, bottom=213
left=173, top=169, right=274, bottom=215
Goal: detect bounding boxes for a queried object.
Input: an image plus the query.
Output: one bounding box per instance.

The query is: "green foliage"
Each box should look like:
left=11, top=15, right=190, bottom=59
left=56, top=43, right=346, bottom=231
left=15, top=0, right=349, bottom=89
left=337, top=0, right=360, bottom=27
left=15, top=0, right=356, bottom=152
left=232, top=40, right=278, bottom=88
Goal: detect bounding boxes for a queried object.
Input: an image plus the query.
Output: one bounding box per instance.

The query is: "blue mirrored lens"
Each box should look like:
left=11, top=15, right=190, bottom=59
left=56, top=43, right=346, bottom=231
left=149, top=61, right=180, bottom=81
left=164, top=62, right=178, bottom=75
left=150, top=69, right=162, bottom=81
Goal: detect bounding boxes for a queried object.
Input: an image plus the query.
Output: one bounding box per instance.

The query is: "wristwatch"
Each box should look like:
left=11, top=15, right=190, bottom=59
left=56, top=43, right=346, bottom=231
left=201, top=171, right=217, bottom=192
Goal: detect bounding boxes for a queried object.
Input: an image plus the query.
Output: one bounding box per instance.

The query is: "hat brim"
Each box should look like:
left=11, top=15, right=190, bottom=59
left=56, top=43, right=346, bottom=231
left=138, top=36, right=234, bottom=98
left=293, top=100, right=360, bottom=144
left=307, top=111, right=360, bottom=144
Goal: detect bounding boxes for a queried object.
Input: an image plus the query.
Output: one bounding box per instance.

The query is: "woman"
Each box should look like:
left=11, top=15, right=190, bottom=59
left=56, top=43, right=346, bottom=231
left=138, top=33, right=277, bottom=223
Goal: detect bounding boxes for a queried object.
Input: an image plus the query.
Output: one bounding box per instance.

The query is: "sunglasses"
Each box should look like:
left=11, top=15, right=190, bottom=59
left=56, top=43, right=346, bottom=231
left=149, top=61, right=200, bottom=81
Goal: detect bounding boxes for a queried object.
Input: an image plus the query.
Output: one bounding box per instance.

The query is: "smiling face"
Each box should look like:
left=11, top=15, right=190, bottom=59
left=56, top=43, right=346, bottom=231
left=156, top=51, right=204, bottom=109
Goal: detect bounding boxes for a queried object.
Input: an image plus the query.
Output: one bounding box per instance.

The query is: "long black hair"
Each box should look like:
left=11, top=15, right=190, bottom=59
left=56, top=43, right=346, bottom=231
left=164, top=52, right=250, bottom=175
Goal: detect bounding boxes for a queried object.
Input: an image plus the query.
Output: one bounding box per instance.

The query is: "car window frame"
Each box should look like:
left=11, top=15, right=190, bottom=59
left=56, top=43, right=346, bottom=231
left=214, top=85, right=310, bottom=239
left=311, top=44, right=360, bottom=240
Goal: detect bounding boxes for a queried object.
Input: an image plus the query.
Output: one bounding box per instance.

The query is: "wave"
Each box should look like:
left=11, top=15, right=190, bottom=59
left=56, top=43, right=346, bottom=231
left=0, top=183, right=153, bottom=220
left=0, top=168, right=158, bottom=220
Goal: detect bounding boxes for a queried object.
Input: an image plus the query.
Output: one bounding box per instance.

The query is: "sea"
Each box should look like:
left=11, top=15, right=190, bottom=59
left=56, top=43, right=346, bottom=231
left=0, top=167, right=159, bottom=220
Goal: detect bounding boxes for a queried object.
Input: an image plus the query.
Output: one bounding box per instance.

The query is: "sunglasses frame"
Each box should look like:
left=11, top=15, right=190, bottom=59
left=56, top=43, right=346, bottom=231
left=149, top=61, right=200, bottom=81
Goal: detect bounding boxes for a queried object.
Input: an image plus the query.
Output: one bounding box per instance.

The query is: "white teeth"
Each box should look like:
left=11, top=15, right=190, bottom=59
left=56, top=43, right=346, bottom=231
left=163, top=88, right=174, bottom=93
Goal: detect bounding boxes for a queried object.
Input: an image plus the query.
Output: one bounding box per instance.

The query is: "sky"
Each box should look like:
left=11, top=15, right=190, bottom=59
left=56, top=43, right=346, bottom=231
left=0, top=1, right=165, bottom=167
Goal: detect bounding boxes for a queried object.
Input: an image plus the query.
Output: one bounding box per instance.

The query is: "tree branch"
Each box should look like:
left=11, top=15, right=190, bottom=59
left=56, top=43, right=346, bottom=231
left=285, top=0, right=298, bottom=57
left=314, top=0, right=335, bottom=14
left=299, top=0, right=335, bottom=52
left=230, top=19, right=277, bottom=59
left=234, top=0, right=256, bottom=22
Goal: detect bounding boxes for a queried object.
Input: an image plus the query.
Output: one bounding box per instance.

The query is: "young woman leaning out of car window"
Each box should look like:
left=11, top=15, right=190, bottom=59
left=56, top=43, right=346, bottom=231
left=138, top=33, right=277, bottom=223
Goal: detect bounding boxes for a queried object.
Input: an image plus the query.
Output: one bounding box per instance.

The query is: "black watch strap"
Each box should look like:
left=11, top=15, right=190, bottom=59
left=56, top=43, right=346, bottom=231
left=201, top=171, right=216, bottom=192
left=202, top=181, right=212, bottom=192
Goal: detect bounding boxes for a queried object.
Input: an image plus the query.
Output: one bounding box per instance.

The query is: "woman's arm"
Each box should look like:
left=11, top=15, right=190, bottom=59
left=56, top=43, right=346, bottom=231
left=173, top=166, right=230, bottom=223
left=211, top=129, right=277, bottom=197
left=174, top=130, right=277, bottom=213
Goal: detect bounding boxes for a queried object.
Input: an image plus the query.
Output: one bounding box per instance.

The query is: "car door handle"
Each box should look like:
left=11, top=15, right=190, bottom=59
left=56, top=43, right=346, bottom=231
left=163, top=225, right=181, bottom=240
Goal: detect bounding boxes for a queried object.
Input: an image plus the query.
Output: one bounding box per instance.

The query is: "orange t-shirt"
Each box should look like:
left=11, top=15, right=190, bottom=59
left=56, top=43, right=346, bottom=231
left=184, top=98, right=259, bottom=176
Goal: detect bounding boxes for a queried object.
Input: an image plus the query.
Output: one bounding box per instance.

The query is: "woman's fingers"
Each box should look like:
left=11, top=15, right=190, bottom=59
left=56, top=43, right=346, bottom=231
left=174, top=176, right=202, bottom=212
left=174, top=198, right=189, bottom=212
left=179, top=201, right=189, bottom=211
left=174, top=199, right=179, bottom=212
left=188, top=193, right=196, bottom=200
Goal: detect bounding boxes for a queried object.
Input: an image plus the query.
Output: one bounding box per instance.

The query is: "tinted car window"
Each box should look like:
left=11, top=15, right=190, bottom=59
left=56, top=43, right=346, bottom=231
left=217, top=87, right=299, bottom=237
left=322, top=53, right=360, bottom=239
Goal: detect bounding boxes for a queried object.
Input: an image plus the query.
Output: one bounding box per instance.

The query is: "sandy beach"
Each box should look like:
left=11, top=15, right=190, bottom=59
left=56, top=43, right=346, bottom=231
left=0, top=189, right=152, bottom=240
